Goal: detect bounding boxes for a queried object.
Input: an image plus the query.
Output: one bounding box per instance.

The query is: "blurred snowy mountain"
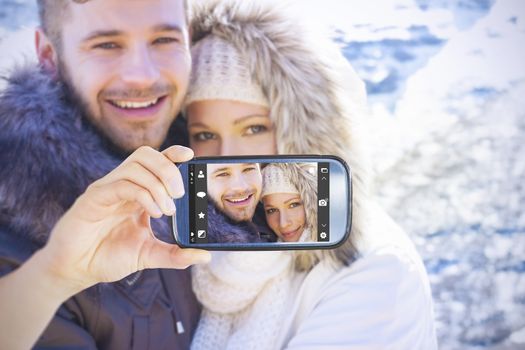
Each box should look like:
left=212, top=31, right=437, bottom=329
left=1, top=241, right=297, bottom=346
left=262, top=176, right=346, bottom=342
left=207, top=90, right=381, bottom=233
left=1, top=0, right=524, bottom=349
left=290, top=1, right=525, bottom=348
left=369, top=1, right=525, bottom=348
left=0, top=0, right=36, bottom=32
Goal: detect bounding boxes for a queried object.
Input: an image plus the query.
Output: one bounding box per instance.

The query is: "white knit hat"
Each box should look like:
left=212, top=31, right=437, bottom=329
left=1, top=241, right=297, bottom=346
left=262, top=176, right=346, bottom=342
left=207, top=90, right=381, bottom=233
left=261, top=164, right=299, bottom=198
left=184, top=35, right=269, bottom=108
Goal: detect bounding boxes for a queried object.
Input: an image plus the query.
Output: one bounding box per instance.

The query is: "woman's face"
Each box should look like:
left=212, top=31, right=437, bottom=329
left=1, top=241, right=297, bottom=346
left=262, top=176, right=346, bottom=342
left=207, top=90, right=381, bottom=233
left=262, top=193, right=306, bottom=242
left=186, top=100, right=276, bottom=156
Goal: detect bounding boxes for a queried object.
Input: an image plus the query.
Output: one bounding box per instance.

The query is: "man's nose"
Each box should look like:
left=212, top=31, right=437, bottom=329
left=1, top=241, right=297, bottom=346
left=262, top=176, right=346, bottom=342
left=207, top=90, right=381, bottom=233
left=229, top=172, right=249, bottom=192
left=120, top=45, right=160, bottom=88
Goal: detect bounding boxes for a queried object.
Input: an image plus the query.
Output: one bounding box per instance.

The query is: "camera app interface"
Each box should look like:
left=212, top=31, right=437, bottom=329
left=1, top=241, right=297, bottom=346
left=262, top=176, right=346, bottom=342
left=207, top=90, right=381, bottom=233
left=188, top=162, right=330, bottom=244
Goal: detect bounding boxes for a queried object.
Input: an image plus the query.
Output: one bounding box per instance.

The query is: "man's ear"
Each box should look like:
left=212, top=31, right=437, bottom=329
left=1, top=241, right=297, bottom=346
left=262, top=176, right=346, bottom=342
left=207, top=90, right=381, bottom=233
left=35, top=28, right=58, bottom=74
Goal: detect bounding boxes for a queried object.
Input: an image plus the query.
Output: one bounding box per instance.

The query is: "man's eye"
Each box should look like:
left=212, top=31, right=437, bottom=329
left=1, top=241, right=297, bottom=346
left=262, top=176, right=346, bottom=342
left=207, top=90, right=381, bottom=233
left=244, top=125, right=268, bottom=135
left=216, top=172, right=230, bottom=177
left=192, top=132, right=216, bottom=142
left=93, top=42, right=120, bottom=50
left=243, top=167, right=256, bottom=173
left=153, top=37, right=180, bottom=45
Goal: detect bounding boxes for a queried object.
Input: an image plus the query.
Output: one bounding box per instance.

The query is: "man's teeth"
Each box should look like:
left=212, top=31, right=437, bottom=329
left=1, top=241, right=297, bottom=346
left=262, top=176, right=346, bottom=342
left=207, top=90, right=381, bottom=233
left=228, top=195, right=250, bottom=203
left=112, top=98, right=159, bottom=109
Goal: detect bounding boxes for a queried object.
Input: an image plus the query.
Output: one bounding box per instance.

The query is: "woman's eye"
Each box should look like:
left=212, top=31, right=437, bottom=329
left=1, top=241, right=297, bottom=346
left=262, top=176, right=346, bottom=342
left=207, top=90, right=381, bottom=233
left=289, top=201, right=303, bottom=208
left=244, top=125, right=268, bottom=135
left=93, top=42, right=120, bottom=50
left=243, top=167, right=256, bottom=173
left=266, top=208, right=277, bottom=214
left=216, top=172, right=230, bottom=178
left=192, top=132, right=216, bottom=142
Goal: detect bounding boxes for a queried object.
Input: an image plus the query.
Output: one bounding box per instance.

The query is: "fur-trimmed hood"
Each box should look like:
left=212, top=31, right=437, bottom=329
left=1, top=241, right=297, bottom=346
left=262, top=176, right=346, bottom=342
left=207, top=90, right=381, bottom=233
left=189, top=1, right=370, bottom=265
left=0, top=66, right=183, bottom=246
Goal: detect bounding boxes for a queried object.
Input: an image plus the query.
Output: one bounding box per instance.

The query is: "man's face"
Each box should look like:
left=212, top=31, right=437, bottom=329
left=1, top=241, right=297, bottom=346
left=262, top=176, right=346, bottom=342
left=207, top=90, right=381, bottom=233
left=207, top=163, right=263, bottom=222
left=57, top=0, right=190, bottom=152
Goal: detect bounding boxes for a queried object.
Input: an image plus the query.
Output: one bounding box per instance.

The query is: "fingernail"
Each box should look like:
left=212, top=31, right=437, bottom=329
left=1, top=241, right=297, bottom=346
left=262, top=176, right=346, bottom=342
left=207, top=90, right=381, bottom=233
left=152, top=203, right=163, bottom=217
left=171, top=179, right=185, bottom=198
left=180, top=146, right=194, bottom=158
left=166, top=198, right=176, bottom=214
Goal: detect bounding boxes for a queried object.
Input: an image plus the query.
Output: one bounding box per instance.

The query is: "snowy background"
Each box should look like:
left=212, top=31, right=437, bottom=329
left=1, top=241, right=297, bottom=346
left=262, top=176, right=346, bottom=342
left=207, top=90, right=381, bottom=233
left=1, top=0, right=524, bottom=349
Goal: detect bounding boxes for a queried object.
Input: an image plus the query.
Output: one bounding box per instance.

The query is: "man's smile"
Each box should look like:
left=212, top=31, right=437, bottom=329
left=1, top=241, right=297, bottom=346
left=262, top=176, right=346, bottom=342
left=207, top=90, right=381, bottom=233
left=109, top=97, right=161, bottom=109
left=105, top=95, right=168, bottom=120
left=223, top=193, right=254, bottom=206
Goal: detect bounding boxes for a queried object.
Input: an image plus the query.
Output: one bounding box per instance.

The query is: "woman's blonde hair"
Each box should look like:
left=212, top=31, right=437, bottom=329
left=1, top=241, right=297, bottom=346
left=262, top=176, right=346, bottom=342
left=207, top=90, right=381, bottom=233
left=262, top=163, right=321, bottom=270
left=190, top=0, right=369, bottom=272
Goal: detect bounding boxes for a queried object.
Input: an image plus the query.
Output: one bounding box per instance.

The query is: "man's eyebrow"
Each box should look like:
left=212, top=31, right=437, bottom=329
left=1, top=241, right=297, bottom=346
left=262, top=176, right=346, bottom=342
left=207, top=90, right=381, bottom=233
left=152, top=24, right=185, bottom=34
left=233, top=114, right=270, bottom=125
left=212, top=164, right=252, bottom=174
left=81, top=24, right=184, bottom=43
left=212, top=167, right=230, bottom=174
left=82, top=30, right=123, bottom=43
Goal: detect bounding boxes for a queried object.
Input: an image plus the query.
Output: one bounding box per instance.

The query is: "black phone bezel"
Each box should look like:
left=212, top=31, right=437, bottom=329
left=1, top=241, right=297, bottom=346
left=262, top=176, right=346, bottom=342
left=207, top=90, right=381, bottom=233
left=171, top=155, right=352, bottom=251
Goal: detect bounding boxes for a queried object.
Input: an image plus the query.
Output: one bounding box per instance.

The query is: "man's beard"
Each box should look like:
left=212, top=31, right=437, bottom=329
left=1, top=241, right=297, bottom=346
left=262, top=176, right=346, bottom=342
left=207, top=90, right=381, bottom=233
left=57, top=58, right=177, bottom=156
left=210, top=196, right=258, bottom=223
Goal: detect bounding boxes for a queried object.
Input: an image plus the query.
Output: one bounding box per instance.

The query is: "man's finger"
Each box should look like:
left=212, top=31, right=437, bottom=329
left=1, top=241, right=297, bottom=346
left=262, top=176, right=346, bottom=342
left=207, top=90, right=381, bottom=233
left=81, top=180, right=164, bottom=220
left=140, top=239, right=211, bottom=270
left=110, top=161, right=176, bottom=216
left=121, top=145, right=192, bottom=199
left=160, top=145, right=194, bottom=199
left=161, top=145, right=194, bottom=164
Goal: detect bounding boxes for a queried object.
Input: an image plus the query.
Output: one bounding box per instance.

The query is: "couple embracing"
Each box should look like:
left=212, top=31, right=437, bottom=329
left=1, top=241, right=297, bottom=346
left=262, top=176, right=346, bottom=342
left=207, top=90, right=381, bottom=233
left=0, top=0, right=437, bottom=349
left=206, top=161, right=316, bottom=244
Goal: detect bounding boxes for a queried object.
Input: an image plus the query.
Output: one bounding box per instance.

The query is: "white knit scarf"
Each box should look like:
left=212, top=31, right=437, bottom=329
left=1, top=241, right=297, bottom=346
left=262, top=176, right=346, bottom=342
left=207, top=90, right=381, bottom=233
left=190, top=228, right=316, bottom=350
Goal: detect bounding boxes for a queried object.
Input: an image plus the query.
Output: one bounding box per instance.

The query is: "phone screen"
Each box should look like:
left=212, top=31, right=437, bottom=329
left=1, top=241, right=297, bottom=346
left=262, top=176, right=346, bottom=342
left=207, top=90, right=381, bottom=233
left=187, top=161, right=330, bottom=244
left=173, top=156, right=350, bottom=250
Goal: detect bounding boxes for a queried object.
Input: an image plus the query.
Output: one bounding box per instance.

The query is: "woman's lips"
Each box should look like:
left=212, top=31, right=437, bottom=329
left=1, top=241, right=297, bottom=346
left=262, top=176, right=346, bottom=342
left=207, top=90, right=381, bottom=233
left=281, top=227, right=302, bottom=240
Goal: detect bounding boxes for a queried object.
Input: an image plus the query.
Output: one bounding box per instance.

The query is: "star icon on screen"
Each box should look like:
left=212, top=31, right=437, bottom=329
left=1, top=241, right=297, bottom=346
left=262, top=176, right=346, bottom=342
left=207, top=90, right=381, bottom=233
left=198, top=212, right=205, bottom=219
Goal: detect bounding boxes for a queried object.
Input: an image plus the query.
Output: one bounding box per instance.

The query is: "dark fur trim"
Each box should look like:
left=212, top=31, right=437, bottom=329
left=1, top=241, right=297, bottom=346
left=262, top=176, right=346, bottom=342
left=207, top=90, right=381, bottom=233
left=0, top=66, right=181, bottom=246
left=206, top=202, right=276, bottom=243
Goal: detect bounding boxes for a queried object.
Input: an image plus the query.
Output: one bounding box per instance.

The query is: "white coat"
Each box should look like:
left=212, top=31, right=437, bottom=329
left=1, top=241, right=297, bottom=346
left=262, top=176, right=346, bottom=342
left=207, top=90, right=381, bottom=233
left=189, top=1, right=438, bottom=349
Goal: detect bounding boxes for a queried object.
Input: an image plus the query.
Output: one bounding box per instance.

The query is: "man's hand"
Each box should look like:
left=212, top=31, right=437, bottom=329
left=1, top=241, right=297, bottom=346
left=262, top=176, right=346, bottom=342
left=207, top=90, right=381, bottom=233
left=36, top=145, right=210, bottom=297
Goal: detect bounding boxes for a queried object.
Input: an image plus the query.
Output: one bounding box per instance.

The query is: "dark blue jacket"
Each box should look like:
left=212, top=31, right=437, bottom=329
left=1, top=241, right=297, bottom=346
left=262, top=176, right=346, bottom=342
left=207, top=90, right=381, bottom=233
left=0, top=66, right=199, bottom=349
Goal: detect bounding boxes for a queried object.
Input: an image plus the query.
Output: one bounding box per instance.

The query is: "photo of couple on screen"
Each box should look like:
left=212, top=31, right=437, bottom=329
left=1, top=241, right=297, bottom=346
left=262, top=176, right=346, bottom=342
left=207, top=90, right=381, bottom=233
left=204, top=162, right=319, bottom=243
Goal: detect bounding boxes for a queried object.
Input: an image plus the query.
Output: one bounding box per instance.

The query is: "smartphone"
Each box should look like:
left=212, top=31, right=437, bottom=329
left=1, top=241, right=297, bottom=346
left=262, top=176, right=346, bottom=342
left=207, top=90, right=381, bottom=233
left=171, top=155, right=351, bottom=250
